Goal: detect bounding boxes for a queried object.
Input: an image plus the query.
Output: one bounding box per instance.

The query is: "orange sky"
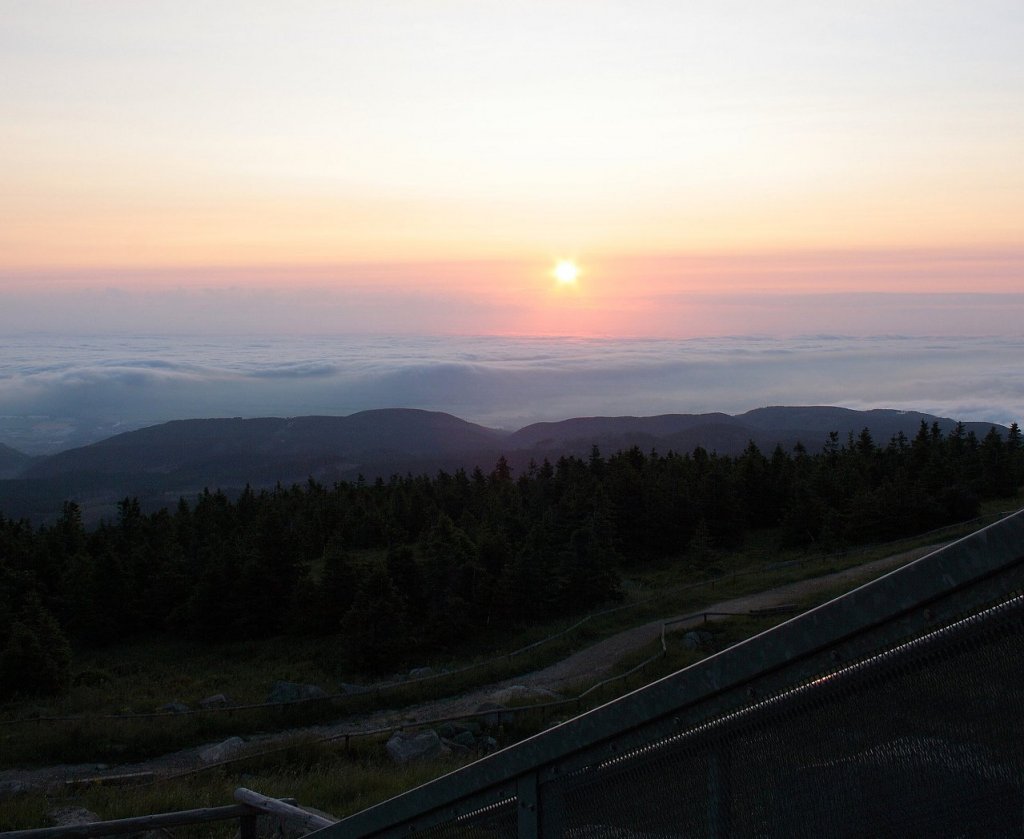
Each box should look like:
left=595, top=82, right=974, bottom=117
left=2, top=2, right=1022, bottom=336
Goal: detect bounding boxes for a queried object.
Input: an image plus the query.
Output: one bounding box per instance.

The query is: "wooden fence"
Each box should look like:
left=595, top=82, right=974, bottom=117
left=0, top=789, right=334, bottom=839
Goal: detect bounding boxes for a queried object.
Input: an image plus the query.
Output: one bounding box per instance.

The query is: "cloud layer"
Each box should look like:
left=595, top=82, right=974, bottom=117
left=2, top=333, right=1021, bottom=455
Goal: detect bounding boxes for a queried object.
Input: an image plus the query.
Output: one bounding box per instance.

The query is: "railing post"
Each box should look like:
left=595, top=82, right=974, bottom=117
left=234, top=788, right=336, bottom=833
left=517, top=773, right=539, bottom=839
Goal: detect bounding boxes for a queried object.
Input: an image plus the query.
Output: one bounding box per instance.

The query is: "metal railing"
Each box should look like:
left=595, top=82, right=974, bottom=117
left=307, top=509, right=1024, bottom=838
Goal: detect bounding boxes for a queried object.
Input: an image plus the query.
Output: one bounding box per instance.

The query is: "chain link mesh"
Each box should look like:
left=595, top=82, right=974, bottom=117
left=547, top=592, right=1024, bottom=838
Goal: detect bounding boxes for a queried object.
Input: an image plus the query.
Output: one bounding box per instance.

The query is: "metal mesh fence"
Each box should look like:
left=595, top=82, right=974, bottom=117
left=550, top=590, right=1024, bottom=838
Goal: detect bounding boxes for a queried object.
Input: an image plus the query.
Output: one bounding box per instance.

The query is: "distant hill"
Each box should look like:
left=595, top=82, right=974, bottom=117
left=0, top=406, right=1009, bottom=524
left=23, top=410, right=507, bottom=481
left=0, top=443, right=32, bottom=480
left=506, top=413, right=737, bottom=448
left=508, top=407, right=1003, bottom=459
left=738, top=406, right=999, bottom=441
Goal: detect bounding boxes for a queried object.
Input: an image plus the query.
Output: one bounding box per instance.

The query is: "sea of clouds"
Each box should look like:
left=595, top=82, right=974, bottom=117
left=2, top=333, right=1022, bottom=455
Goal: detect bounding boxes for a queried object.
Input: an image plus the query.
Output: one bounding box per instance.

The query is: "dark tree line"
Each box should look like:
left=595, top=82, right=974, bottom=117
left=1, top=421, right=1021, bottom=697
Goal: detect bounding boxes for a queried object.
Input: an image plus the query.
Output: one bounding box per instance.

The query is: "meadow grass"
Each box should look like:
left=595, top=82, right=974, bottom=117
left=0, top=734, right=483, bottom=833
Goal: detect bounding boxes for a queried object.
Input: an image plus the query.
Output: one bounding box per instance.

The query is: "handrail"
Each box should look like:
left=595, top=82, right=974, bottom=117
left=0, top=805, right=256, bottom=839
left=234, top=788, right=335, bottom=832
left=0, top=792, right=334, bottom=839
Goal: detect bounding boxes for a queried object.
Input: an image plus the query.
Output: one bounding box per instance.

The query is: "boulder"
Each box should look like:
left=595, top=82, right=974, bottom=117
left=157, top=701, right=189, bottom=714
left=266, top=681, right=328, bottom=704
left=48, top=807, right=100, bottom=827
left=0, top=779, right=34, bottom=800
left=444, top=740, right=471, bottom=757
left=199, top=736, right=246, bottom=763
left=479, top=735, right=499, bottom=753
left=475, top=702, right=513, bottom=727
left=489, top=685, right=561, bottom=705
left=198, top=693, right=232, bottom=709
left=385, top=729, right=448, bottom=764
left=452, top=730, right=476, bottom=748
left=682, top=630, right=714, bottom=650
left=409, top=667, right=435, bottom=679
left=338, top=682, right=370, bottom=695
left=436, top=720, right=482, bottom=741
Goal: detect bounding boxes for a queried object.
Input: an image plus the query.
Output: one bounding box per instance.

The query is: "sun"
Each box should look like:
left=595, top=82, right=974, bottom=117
left=554, top=260, right=580, bottom=285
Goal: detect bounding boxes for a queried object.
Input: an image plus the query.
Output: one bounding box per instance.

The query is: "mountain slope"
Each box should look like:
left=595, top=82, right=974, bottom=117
left=23, top=410, right=508, bottom=480
left=738, top=406, right=1000, bottom=442
left=0, top=538, right=945, bottom=790
left=506, top=413, right=738, bottom=449
left=0, top=406, right=1009, bottom=523
left=507, top=407, right=1005, bottom=458
left=0, top=443, right=32, bottom=479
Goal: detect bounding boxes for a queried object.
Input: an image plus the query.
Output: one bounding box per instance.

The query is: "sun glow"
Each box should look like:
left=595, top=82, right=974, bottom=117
left=554, top=260, right=580, bottom=285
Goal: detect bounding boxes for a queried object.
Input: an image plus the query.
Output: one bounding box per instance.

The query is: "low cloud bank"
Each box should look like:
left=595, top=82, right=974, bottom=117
left=2, top=334, right=1021, bottom=454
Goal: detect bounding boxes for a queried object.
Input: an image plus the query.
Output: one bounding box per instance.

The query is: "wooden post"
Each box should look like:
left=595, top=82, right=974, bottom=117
left=233, top=788, right=336, bottom=833
left=239, top=814, right=257, bottom=839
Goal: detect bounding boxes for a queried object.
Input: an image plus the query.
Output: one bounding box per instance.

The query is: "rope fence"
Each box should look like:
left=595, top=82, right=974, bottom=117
left=147, top=604, right=799, bottom=785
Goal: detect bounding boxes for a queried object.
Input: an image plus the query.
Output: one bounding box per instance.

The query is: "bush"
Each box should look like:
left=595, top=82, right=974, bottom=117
left=0, top=597, right=71, bottom=700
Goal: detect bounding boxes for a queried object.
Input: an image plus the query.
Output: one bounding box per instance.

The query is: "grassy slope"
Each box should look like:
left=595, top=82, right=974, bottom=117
left=1, top=500, right=1017, bottom=829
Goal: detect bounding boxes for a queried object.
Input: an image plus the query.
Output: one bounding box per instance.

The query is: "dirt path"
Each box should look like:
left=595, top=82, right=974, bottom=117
left=0, top=541, right=945, bottom=792
left=511, top=541, right=945, bottom=692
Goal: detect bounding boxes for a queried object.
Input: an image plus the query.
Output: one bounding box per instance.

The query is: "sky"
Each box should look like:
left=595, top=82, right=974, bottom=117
left=2, top=1, right=1023, bottom=337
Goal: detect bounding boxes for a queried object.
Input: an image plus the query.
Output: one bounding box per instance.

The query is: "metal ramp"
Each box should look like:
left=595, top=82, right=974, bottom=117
left=310, top=510, right=1024, bottom=838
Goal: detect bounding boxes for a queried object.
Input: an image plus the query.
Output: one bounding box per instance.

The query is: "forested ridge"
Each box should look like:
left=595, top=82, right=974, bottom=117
left=1, top=420, right=1021, bottom=699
